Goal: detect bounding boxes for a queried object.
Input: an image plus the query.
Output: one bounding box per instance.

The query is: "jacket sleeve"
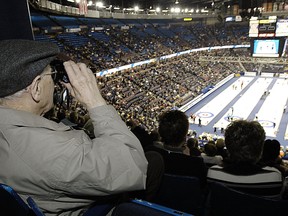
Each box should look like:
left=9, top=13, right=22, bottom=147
left=55, top=105, right=148, bottom=196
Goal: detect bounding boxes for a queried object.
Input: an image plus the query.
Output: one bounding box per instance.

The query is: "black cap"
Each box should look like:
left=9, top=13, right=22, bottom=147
left=0, top=39, right=59, bottom=97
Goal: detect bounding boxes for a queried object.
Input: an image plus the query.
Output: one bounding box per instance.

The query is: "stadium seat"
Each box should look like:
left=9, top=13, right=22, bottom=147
left=83, top=203, right=115, bottom=216
left=112, top=199, right=193, bottom=216
left=152, top=174, right=204, bottom=215
left=207, top=182, right=288, bottom=216
left=0, top=183, right=45, bottom=216
left=0, top=183, right=115, bottom=216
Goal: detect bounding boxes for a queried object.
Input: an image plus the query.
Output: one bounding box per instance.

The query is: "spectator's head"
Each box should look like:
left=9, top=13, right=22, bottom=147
left=204, top=142, right=217, bottom=157
left=215, top=138, right=225, bottom=149
left=187, top=137, right=199, bottom=149
left=280, top=146, right=285, bottom=158
left=158, top=110, right=189, bottom=147
left=224, top=120, right=266, bottom=164
left=0, top=40, right=59, bottom=115
left=150, top=129, right=160, bottom=142
left=261, top=139, right=281, bottom=162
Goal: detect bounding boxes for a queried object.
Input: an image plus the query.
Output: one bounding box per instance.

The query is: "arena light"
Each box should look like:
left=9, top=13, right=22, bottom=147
left=175, top=7, right=181, bottom=13
left=156, top=7, right=161, bottom=13
left=96, top=2, right=103, bottom=8
left=134, top=6, right=139, bottom=12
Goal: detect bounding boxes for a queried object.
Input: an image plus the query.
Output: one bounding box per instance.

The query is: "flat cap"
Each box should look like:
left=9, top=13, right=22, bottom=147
left=0, top=39, right=59, bottom=97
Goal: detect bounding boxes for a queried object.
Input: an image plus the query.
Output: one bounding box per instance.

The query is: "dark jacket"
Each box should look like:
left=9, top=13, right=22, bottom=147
left=147, top=144, right=208, bottom=187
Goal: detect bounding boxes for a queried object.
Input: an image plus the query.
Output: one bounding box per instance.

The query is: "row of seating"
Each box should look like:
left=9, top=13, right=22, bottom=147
left=0, top=183, right=44, bottom=216
left=3, top=174, right=288, bottom=216
left=1, top=182, right=175, bottom=216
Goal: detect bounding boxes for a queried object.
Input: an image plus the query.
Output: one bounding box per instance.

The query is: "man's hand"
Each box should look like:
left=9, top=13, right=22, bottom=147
left=62, top=61, right=106, bottom=109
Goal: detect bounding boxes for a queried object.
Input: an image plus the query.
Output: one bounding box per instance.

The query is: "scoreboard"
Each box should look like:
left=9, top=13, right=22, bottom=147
left=249, top=17, right=288, bottom=58
left=258, top=19, right=276, bottom=37
left=249, top=17, right=288, bottom=38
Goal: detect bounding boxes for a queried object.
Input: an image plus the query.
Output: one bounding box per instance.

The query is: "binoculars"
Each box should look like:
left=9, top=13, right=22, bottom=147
left=50, top=59, right=69, bottom=83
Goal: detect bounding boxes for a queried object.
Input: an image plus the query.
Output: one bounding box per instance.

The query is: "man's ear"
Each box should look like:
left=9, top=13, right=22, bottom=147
left=29, top=75, right=42, bottom=103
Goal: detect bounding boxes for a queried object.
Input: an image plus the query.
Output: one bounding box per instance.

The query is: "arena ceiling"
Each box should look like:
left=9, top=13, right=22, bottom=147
left=108, top=0, right=254, bottom=9
left=49, top=0, right=257, bottom=10
left=109, top=0, right=230, bottom=9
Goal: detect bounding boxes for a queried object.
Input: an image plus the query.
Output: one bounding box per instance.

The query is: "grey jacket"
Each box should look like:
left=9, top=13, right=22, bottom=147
left=0, top=105, right=147, bottom=215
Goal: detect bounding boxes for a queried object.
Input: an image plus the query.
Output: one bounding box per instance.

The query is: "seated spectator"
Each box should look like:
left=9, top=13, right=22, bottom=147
left=126, top=119, right=154, bottom=150
left=258, top=139, right=288, bottom=177
left=150, top=129, right=161, bottom=145
left=207, top=120, right=284, bottom=199
left=146, top=110, right=207, bottom=187
left=215, top=138, right=228, bottom=159
left=187, top=137, right=202, bottom=157
left=201, top=141, right=223, bottom=167
left=0, top=40, right=150, bottom=215
left=280, top=145, right=285, bottom=158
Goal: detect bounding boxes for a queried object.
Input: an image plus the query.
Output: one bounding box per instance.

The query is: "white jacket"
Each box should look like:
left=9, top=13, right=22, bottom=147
left=0, top=105, right=147, bottom=215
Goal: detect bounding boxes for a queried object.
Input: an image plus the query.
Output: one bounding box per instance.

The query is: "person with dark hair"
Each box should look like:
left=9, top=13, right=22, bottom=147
left=207, top=120, right=284, bottom=199
left=0, top=40, right=149, bottom=215
left=258, top=139, right=288, bottom=177
left=126, top=119, right=154, bottom=150
left=147, top=110, right=207, bottom=187
left=186, top=137, right=202, bottom=157
left=201, top=141, right=223, bottom=167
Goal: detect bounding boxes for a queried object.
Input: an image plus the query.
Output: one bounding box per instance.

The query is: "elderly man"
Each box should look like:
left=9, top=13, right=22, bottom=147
left=0, top=40, right=148, bottom=215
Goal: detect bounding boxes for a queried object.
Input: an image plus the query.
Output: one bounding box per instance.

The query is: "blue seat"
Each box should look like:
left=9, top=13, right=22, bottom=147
left=1, top=183, right=115, bottom=216
left=83, top=203, right=115, bottom=216
left=207, top=182, right=288, bottom=216
left=112, top=199, right=193, bottom=216
left=152, top=174, right=204, bottom=215
left=0, top=183, right=45, bottom=216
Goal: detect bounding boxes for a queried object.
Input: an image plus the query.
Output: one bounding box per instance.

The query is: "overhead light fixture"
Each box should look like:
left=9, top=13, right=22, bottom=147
left=175, top=0, right=179, bottom=4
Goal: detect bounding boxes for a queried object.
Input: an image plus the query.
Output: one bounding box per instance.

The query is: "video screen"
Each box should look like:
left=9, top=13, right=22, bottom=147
left=252, top=39, right=279, bottom=57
